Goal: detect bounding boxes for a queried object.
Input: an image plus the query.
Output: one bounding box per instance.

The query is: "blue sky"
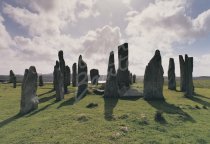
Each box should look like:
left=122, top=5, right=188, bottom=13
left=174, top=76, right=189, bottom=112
left=0, top=0, right=210, bottom=76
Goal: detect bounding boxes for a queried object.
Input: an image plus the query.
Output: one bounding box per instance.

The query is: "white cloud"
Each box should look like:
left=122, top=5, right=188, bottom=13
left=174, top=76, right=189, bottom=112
left=125, top=0, right=210, bottom=76
left=0, top=15, right=13, bottom=49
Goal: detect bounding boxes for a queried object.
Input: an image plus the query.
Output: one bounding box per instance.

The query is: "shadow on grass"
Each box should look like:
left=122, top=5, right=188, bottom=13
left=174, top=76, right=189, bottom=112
left=57, top=97, right=75, bottom=109
left=104, top=98, right=119, bottom=121
left=0, top=113, right=22, bottom=128
left=38, top=89, right=54, bottom=97
left=39, top=94, right=56, bottom=103
left=189, top=95, right=210, bottom=107
left=195, top=93, right=210, bottom=100
left=27, top=100, right=57, bottom=117
left=147, top=100, right=196, bottom=123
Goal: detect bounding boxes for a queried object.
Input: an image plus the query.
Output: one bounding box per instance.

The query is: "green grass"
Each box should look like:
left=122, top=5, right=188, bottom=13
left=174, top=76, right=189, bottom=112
left=0, top=81, right=210, bottom=144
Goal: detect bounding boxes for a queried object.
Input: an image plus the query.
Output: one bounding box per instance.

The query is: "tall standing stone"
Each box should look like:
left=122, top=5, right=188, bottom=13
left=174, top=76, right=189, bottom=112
left=143, top=50, right=164, bottom=100
left=185, top=57, right=194, bottom=98
left=104, top=51, right=119, bottom=98
left=168, top=58, right=176, bottom=90
left=72, top=63, right=77, bottom=87
left=179, top=55, right=186, bottom=92
left=54, top=67, right=64, bottom=101
left=66, top=66, right=71, bottom=86
left=13, top=76, right=16, bottom=88
left=77, top=55, right=88, bottom=100
left=53, top=61, right=59, bottom=90
left=58, top=50, right=68, bottom=94
left=117, top=43, right=130, bottom=89
left=20, top=66, right=39, bottom=115
left=90, top=69, right=100, bottom=85
left=133, top=74, right=136, bottom=83
left=9, top=70, right=15, bottom=83
left=39, top=75, right=44, bottom=87
left=129, top=72, right=133, bottom=85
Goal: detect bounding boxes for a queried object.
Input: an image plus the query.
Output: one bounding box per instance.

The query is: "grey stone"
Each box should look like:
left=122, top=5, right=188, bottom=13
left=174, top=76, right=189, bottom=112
left=185, top=57, right=194, bottom=98
left=117, top=43, right=130, bottom=89
left=104, top=51, right=119, bottom=98
left=129, top=72, right=133, bottom=85
left=168, top=58, right=176, bottom=90
left=143, top=50, right=164, bottom=100
left=66, top=65, right=71, bottom=86
left=39, top=75, right=44, bottom=87
left=179, top=55, right=186, bottom=92
left=53, top=61, right=59, bottom=90
left=90, top=69, right=100, bottom=85
left=58, top=50, right=68, bottom=94
left=20, top=66, right=39, bottom=115
left=54, top=67, right=64, bottom=101
left=13, top=76, right=16, bottom=88
left=133, top=74, right=136, bottom=83
left=77, top=55, right=88, bottom=100
left=72, top=63, right=77, bottom=87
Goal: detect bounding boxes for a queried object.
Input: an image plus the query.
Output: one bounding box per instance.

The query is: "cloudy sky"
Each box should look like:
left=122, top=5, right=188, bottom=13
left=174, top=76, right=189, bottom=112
left=0, top=0, right=210, bottom=76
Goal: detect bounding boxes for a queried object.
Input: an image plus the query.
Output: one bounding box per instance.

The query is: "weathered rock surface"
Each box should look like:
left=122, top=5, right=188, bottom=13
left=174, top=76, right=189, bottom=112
left=53, top=61, right=59, bottom=90
left=185, top=57, right=194, bottom=98
left=77, top=55, right=88, bottom=100
left=72, top=63, right=77, bottom=87
left=66, top=65, right=71, bottom=86
left=58, top=50, right=68, bottom=94
left=117, top=43, right=130, bottom=89
left=39, top=75, right=44, bottom=87
left=179, top=55, right=186, bottom=92
left=168, top=58, right=176, bottom=90
left=9, top=70, right=15, bottom=83
left=133, top=74, right=136, bottom=83
left=143, top=50, right=164, bottom=100
left=104, top=51, right=119, bottom=98
left=54, top=67, right=64, bottom=101
left=90, top=69, right=100, bottom=85
left=20, top=66, right=39, bottom=115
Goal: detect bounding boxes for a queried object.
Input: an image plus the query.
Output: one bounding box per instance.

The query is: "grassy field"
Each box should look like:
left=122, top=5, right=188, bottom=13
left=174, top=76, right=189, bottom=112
left=0, top=81, right=210, bottom=144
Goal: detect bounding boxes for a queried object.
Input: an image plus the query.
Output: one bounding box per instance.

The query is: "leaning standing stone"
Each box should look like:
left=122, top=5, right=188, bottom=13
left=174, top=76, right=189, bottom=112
left=20, top=66, right=39, bottom=115
left=76, top=55, right=88, bottom=100
left=168, top=58, right=176, bottom=90
left=104, top=51, right=119, bottom=98
left=143, top=50, right=164, bottom=100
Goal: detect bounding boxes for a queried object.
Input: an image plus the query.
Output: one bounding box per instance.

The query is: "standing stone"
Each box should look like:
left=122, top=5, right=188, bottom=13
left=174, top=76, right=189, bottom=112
left=179, top=55, right=186, bottom=92
left=54, top=67, right=64, bottom=101
left=77, top=55, right=88, bottom=100
left=117, top=43, right=130, bottom=89
left=66, top=66, right=71, bottom=86
left=58, top=50, right=68, bottom=94
left=185, top=57, right=194, bottom=98
left=168, top=58, right=176, bottom=90
left=143, top=50, right=164, bottom=100
left=20, top=66, right=39, bottom=115
left=39, top=75, right=44, bottom=87
left=133, top=74, right=136, bottom=83
left=90, top=69, right=100, bottom=85
left=9, top=70, right=15, bottom=83
left=13, top=76, right=16, bottom=88
left=53, top=61, right=59, bottom=90
left=129, top=72, right=133, bottom=85
left=72, top=63, right=77, bottom=87
left=104, top=51, right=119, bottom=98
